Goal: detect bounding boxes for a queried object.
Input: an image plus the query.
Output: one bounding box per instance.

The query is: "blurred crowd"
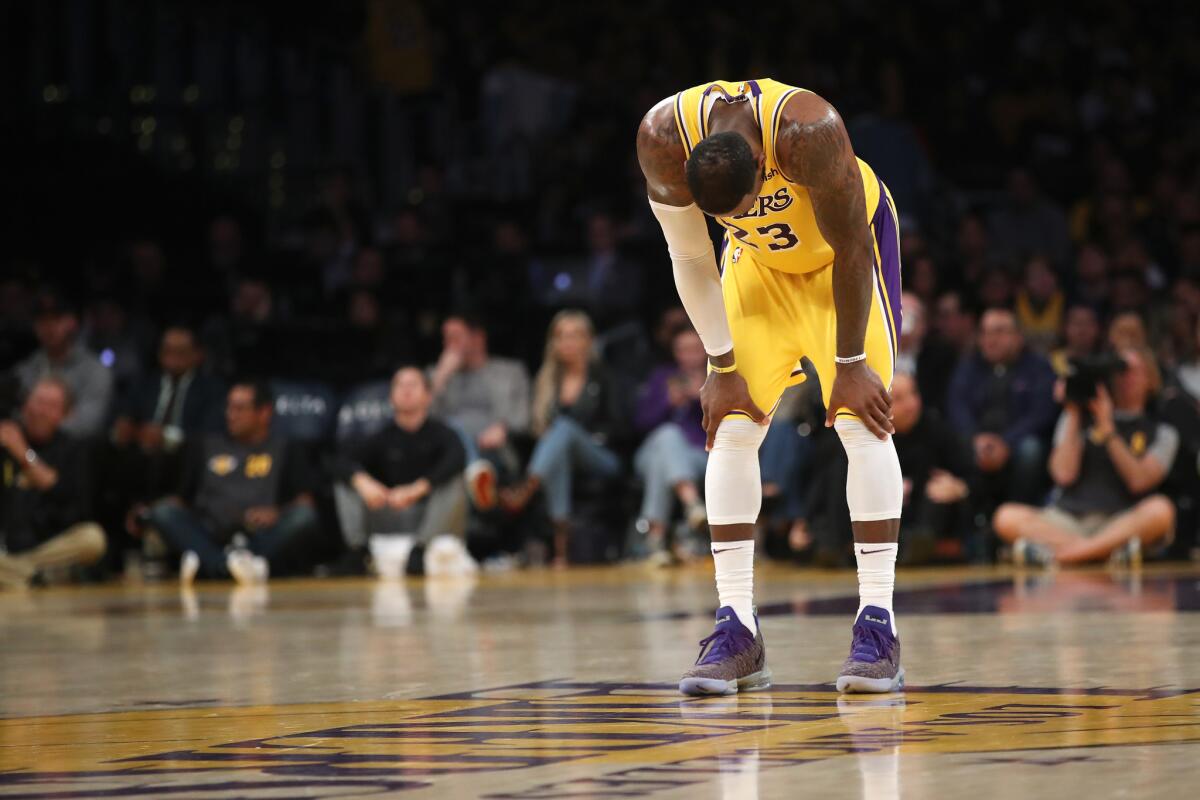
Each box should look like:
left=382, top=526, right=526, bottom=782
left=3, top=0, right=1200, bottom=585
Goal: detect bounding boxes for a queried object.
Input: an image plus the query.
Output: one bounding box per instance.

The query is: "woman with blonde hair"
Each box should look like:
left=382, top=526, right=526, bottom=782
left=500, top=310, right=624, bottom=567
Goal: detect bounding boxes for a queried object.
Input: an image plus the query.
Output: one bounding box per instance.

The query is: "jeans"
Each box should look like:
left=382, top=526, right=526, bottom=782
left=335, top=478, right=468, bottom=547
left=149, top=502, right=319, bottom=579
left=634, top=423, right=706, bottom=524
left=759, top=418, right=815, bottom=521
left=973, top=435, right=1047, bottom=517
left=528, top=417, right=621, bottom=521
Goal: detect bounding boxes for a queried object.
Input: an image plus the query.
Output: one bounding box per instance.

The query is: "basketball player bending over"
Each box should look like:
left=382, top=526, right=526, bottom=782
left=637, top=79, right=905, bottom=695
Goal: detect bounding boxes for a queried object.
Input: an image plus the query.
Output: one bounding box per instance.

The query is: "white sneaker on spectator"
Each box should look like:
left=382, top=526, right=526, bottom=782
left=180, top=551, right=200, bottom=585
left=1012, top=538, right=1054, bottom=568
left=227, top=549, right=268, bottom=585
left=369, top=534, right=416, bottom=579
left=685, top=501, right=708, bottom=531
left=425, top=534, right=479, bottom=577
left=465, top=460, right=498, bottom=510
left=1110, top=536, right=1142, bottom=569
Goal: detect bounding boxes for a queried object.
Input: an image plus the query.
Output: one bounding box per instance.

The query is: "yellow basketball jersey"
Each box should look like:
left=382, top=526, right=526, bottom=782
left=673, top=79, right=881, bottom=275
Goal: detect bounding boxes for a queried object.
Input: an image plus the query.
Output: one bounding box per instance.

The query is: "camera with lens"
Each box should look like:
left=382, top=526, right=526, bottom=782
left=1064, top=352, right=1127, bottom=405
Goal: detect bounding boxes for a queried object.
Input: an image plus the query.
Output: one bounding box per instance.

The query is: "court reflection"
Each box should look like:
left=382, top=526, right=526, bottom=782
left=837, top=696, right=904, bottom=800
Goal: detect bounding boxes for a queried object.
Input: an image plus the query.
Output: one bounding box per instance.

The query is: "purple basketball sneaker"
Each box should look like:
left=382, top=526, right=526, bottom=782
left=679, top=606, right=771, bottom=697
left=836, top=605, right=904, bottom=693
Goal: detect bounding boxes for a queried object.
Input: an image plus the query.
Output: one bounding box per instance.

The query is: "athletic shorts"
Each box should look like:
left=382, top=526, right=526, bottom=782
left=718, top=179, right=902, bottom=421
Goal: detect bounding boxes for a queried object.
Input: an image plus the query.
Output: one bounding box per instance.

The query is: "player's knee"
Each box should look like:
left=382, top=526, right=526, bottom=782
left=1138, top=495, right=1175, bottom=533
left=705, top=418, right=766, bottom=525
left=993, top=503, right=1032, bottom=540
left=711, top=417, right=768, bottom=452
left=834, top=418, right=902, bottom=522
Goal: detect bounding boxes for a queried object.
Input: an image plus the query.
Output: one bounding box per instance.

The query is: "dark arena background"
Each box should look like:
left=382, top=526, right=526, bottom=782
left=2, top=2, right=1200, bottom=798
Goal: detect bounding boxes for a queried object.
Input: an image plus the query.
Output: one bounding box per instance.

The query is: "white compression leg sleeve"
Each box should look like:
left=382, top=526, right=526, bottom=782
left=706, top=417, right=770, bottom=635
left=834, top=418, right=903, bottom=522
left=836, top=418, right=902, bottom=635
left=705, top=417, right=770, bottom=525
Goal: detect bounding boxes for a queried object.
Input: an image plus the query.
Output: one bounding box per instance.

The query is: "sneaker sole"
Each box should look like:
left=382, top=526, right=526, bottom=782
left=836, top=666, right=905, bottom=694
left=679, top=667, right=772, bottom=697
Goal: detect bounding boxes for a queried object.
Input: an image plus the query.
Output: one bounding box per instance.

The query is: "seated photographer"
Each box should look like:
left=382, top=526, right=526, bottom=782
left=0, top=378, right=106, bottom=588
left=993, top=348, right=1176, bottom=565
left=146, top=380, right=318, bottom=583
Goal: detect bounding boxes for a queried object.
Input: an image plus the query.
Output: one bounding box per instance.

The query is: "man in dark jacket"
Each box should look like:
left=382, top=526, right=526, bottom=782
left=947, top=308, right=1057, bottom=519
left=111, top=325, right=226, bottom=529
left=147, top=380, right=317, bottom=583
left=0, top=378, right=106, bottom=588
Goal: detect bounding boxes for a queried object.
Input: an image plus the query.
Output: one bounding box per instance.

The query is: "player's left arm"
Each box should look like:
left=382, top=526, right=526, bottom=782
left=776, top=92, right=893, bottom=438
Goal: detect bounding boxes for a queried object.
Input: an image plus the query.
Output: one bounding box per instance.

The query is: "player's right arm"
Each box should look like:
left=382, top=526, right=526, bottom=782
left=636, top=99, right=767, bottom=447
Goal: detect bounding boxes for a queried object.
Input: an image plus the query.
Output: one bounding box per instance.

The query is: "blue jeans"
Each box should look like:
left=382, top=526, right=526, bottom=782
left=528, top=417, right=621, bottom=521
left=149, top=502, right=319, bottom=579
left=634, top=423, right=707, bottom=524
left=759, top=418, right=815, bottom=521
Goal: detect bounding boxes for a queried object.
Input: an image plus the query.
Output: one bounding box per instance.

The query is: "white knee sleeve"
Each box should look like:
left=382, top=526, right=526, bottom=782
left=705, top=418, right=769, bottom=525
left=835, top=419, right=903, bottom=522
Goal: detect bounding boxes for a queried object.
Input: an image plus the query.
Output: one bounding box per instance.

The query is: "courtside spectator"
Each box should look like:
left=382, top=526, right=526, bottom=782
left=111, top=325, right=226, bottom=526
left=0, top=378, right=106, bottom=588
left=500, top=310, right=624, bottom=567
left=633, top=326, right=707, bottom=557
left=114, top=325, right=225, bottom=455
left=338, top=367, right=468, bottom=564
left=948, top=308, right=1058, bottom=521
left=994, top=348, right=1176, bottom=565
left=147, top=380, right=317, bottom=583
left=897, top=291, right=954, bottom=415
left=932, top=290, right=978, bottom=362
left=14, top=289, right=114, bottom=438
left=891, top=372, right=972, bottom=564
left=429, top=313, right=531, bottom=507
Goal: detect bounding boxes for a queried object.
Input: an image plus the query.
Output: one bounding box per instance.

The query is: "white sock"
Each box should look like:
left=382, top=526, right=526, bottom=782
left=712, top=540, right=756, bottom=634
left=854, top=542, right=898, bottom=635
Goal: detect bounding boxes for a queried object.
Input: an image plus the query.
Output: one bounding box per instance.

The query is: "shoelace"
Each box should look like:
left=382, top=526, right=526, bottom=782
left=850, top=624, right=896, bottom=663
left=696, top=626, right=753, bottom=665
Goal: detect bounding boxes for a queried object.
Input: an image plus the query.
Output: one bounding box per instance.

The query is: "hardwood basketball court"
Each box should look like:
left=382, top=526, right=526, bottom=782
left=2, top=563, right=1198, bottom=798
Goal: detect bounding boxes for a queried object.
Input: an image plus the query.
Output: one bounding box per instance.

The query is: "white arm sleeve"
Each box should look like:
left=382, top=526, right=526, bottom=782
left=648, top=197, right=733, bottom=357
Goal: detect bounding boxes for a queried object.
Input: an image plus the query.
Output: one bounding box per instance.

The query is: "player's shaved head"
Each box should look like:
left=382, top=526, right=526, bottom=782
left=686, top=131, right=758, bottom=216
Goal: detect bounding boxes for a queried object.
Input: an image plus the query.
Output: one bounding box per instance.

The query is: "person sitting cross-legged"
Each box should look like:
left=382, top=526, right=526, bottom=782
left=0, top=378, right=106, bottom=588
left=336, top=366, right=468, bottom=576
left=146, top=380, right=318, bottom=584
left=993, top=347, right=1177, bottom=566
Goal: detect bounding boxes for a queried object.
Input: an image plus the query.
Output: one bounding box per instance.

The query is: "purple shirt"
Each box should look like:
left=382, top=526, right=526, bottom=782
left=635, top=365, right=705, bottom=449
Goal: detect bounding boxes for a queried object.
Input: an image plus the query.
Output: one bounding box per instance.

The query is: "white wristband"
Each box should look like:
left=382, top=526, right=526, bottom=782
left=834, top=353, right=867, bottom=365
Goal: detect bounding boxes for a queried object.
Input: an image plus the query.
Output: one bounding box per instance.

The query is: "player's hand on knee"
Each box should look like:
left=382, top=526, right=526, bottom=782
left=700, top=371, right=770, bottom=451
left=825, top=361, right=893, bottom=439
